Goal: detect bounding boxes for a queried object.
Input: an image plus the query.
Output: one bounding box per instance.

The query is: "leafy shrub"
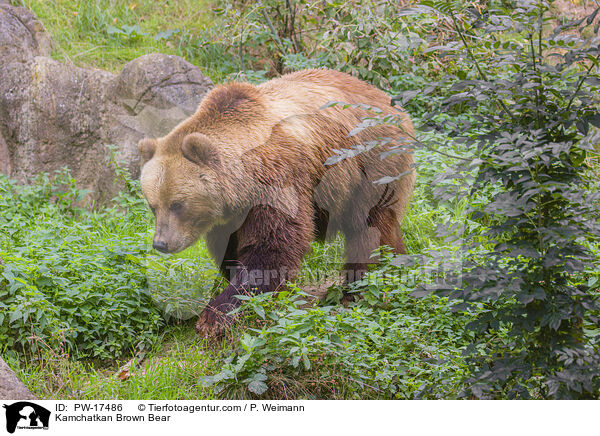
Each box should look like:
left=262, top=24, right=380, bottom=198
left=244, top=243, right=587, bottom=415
left=0, top=166, right=216, bottom=360
left=210, top=0, right=451, bottom=90
left=401, top=0, right=600, bottom=398
left=201, top=251, right=475, bottom=399
left=0, top=171, right=160, bottom=359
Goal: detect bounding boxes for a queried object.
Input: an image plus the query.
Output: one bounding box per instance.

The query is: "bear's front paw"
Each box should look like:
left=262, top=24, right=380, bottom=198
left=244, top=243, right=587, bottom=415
left=195, top=306, right=230, bottom=337
left=195, top=292, right=239, bottom=338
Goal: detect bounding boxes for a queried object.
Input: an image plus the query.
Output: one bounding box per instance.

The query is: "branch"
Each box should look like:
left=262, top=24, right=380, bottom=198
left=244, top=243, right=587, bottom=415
left=261, top=9, right=285, bottom=53
left=566, top=59, right=597, bottom=112
left=448, top=9, right=517, bottom=122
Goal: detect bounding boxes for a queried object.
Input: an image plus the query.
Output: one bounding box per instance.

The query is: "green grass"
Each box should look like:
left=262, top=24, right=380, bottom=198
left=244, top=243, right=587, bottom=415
left=13, top=0, right=235, bottom=82
left=8, top=327, right=222, bottom=400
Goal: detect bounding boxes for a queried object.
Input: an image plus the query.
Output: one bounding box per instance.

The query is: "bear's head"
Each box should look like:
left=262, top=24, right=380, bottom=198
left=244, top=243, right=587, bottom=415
left=138, top=132, right=227, bottom=253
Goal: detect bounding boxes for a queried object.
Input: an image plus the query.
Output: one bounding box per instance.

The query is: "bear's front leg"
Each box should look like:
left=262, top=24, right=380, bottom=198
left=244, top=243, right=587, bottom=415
left=196, top=204, right=312, bottom=337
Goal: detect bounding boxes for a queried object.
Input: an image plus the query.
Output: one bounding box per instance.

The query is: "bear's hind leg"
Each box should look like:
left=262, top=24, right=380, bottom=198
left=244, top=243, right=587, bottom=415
left=371, top=207, right=407, bottom=255
left=342, top=228, right=381, bottom=283
left=341, top=193, right=407, bottom=301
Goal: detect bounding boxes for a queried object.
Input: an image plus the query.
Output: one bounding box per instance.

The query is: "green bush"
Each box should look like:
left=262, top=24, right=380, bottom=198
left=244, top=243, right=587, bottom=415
left=0, top=170, right=160, bottom=359
left=402, top=0, right=600, bottom=398
left=201, top=251, right=475, bottom=399
left=210, top=0, right=451, bottom=90
left=0, top=167, right=216, bottom=360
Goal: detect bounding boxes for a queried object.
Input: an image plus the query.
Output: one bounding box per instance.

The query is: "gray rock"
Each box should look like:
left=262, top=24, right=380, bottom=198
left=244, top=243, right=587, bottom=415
left=0, top=3, right=214, bottom=200
left=0, top=357, right=36, bottom=400
left=0, top=131, right=9, bottom=174
left=114, top=53, right=213, bottom=117
left=110, top=54, right=213, bottom=175
left=0, top=3, right=51, bottom=61
left=1, top=57, right=119, bottom=198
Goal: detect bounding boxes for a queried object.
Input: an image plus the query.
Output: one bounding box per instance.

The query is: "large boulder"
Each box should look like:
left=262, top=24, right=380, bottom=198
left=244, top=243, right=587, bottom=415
left=1, top=57, right=118, bottom=197
left=0, top=357, right=36, bottom=400
left=114, top=53, right=213, bottom=118
left=0, top=3, right=213, bottom=200
left=111, top=54, right=213, bottom=176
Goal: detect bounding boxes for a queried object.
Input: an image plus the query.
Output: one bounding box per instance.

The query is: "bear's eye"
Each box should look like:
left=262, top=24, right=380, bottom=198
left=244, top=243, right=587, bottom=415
left=169, top=201, right=184, bottom=213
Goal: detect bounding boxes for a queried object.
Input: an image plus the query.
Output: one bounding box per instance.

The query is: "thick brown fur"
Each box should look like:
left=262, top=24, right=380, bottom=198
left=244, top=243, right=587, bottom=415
left=138, top=69, right=415, bottom=336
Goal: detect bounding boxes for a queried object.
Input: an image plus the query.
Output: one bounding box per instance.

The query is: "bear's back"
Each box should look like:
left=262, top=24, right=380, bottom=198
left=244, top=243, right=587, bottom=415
left=166, top=69, right=409, bottom=162
left=259, top=69, right=393, bottom=121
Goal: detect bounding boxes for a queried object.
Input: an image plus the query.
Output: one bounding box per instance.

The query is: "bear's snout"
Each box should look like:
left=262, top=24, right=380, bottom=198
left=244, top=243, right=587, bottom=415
left=152, top=239, right=169, bottom=253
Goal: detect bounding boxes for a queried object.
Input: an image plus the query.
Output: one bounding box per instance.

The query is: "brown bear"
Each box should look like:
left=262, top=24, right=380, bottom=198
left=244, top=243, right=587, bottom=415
left=138, top=68, right=415, bottom=336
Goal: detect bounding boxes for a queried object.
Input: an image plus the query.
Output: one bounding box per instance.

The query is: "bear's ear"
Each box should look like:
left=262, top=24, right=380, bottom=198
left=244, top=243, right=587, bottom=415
left=138, top=138, right=157, bottom=166
left=182, top=133, right=221, bottom=168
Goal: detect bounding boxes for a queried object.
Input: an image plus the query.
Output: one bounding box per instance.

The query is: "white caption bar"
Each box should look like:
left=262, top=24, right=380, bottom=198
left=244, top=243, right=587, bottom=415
left=0, top=400, right=597, bottom=436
